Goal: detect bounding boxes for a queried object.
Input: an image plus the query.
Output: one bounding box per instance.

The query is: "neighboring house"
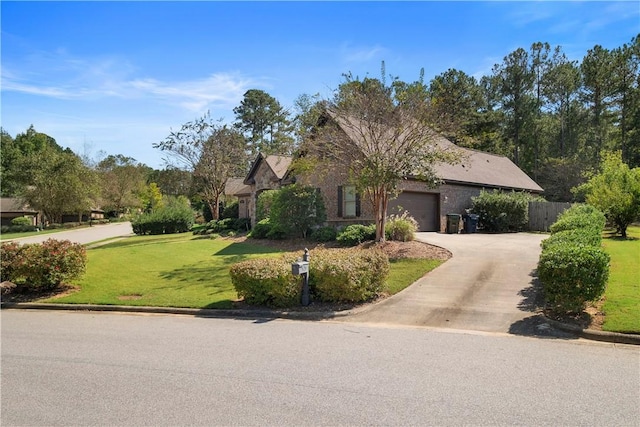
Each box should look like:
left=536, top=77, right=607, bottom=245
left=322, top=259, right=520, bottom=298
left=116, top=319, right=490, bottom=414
left=0, top=197, right=105, bottom=226
left=0, top=198, right=38, bottom=227
left=230, top=137, right=543, bottom=233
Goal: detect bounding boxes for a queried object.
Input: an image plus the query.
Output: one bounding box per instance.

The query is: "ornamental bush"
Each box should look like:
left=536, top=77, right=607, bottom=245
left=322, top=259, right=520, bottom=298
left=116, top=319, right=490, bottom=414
left=0, top=239, right=87, bottom=291
left=385, top=212, right=418, bottom=242
left=310, top=226, right=337, bottom=243
left=471, top=190, right=541, bottom=232
left=229, top=255, right=300, bottom=308
left=538, top=244, right=610, bottom=313
left=132, top=203, right=194, bottom=235
left=310, top=248, right=389, bottom=303
left=549, top=204, right=606, bottom=234
left=336, top=224, right=376, bottom=246
left=541, top=228, right=603, bottom=251
left=11, top=217, right=33, bottom=227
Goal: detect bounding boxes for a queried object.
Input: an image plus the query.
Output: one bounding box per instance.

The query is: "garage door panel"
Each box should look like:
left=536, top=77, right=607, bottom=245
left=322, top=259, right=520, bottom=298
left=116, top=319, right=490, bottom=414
left=388, top=192, right=439, bottom=232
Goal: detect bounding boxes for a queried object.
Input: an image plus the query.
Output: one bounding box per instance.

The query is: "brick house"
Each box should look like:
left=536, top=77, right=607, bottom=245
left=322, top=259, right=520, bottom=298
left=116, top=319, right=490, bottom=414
left=229, top=136, right=543, bottom=233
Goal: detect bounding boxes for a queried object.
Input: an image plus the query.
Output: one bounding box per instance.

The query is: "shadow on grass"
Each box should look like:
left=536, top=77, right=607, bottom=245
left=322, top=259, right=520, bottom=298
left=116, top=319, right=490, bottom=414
left=508, top=268, right=578, bottom=340
left=90, top=235, right=185, bottom=250
left=213, top=241, right=283, bottom=256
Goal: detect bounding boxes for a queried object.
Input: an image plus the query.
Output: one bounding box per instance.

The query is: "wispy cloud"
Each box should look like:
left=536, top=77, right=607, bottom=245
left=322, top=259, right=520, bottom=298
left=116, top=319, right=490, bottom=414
left=340, top=43, right=386, bottom=63
left=1, top=50, right=259, bottom=112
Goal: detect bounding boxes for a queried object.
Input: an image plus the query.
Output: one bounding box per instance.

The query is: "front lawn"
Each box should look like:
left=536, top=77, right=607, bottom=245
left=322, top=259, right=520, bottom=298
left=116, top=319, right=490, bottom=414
left=601, top=226, right=640, bottom=333
left=40, top=234, right=442, bottom=309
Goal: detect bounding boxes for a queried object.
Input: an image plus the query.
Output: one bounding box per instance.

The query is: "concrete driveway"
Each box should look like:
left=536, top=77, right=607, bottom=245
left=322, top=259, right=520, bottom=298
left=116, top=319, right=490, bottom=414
left=342, top=232, right=549, bottom=334
left=6, top=222, right=133, bottom=246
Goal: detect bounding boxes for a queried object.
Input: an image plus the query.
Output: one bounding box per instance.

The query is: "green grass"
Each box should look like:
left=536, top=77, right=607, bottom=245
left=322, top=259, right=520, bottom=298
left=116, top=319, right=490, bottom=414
left=601, top=226, right=640, bottom=334
left=40, top=233, right=444, bottom=309
left=386, top=258, right=444, bottom=294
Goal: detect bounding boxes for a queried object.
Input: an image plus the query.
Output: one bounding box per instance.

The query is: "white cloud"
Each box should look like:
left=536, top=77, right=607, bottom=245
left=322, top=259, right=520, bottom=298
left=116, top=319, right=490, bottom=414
left=340, top=43, right=386, bottom=63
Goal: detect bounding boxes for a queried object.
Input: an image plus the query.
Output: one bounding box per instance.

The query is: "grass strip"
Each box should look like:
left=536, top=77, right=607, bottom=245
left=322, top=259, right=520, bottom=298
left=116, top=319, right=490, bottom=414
left=601, top=226, right=640, bottom=333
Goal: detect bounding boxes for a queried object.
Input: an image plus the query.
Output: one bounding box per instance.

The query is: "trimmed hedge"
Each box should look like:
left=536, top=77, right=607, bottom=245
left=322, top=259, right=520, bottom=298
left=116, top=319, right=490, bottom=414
left=229, top=255, right=301, bottom=308
left=229, top=248, right=390, bottom=307
left=471, top=190, right=541, bottom=232
left=1, top=239, right=87, bottom=291
left=132, top=205, right=194, bottom=235
left=310, top=248, right=389, bottom=303
left=538, top=204, right=609, bottom=314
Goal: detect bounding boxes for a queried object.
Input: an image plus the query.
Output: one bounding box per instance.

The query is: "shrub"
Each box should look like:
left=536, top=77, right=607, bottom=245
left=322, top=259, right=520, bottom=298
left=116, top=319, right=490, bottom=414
left=538, top=244, right=610, bottom=313
left=471, top=190, right=540, bottom=232
left=385, top=212, right=418, bottom=242
left=336, top=224, right=376, bottom=246
left=541, top=228, right=603, bottom=251
left=233, top=218, right=251, bottom=232
left=310, top=248, right=390, bottom=303
left=256, top=190, right=278, bottom=221
left=249, top=218, right=272, bottom=239
left=11, top=217, right=33, bottom=227
left=221, top=201, right=239, bottom=219
left=230, top=256, right=300, bottom=308
left=1, top=239, right=87, bottom=291
left=269, top=184, right=327, bottom=238
left=311, top=226, right=337, bottom=243
left=549, top=204, right=606, bottom=234
left=132, top=203, right=194, bottom=235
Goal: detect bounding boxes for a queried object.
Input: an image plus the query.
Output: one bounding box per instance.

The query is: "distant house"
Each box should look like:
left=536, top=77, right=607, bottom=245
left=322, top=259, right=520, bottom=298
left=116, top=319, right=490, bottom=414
left=228, top=136, right=543, bottom=233
left=0, top=197, right=105, bottom=227
left=0, top=198, right=38, bottom=227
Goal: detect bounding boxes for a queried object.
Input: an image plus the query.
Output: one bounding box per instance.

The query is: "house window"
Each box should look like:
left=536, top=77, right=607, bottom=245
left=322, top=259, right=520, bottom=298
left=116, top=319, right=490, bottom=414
left=338, top=186, right=360, bottom=218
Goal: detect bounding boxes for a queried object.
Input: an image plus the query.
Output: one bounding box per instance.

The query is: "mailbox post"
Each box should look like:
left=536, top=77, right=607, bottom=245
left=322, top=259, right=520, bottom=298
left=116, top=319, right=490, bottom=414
left=291, top=248, right=310, bottom=306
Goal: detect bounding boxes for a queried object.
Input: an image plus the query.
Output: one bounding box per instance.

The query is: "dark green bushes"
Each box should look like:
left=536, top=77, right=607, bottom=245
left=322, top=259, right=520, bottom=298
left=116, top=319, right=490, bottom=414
left=192, top=217, right=251, bottom=236
left=336, top=224, right=376, bottom=246
left=471, top=190, right=541, bottom=232
left=229, top=248, right=390, bottom=307
left=538, top=204, right=610, bottom=314
left=132, top=204, right=194, bottom=235
left=1, top=239, right=87, bottom=291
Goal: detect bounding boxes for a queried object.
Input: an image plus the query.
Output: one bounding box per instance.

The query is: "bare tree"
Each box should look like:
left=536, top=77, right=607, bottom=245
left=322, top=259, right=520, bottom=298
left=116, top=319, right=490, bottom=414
left=306, top=74, right=461, bottom=241
left=154, top=113, right=248, bottom=220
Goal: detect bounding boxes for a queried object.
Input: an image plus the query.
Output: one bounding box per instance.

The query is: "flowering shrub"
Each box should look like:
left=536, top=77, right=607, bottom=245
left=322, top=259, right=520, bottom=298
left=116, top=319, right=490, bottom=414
left=0, top=239, right=87, bottom=291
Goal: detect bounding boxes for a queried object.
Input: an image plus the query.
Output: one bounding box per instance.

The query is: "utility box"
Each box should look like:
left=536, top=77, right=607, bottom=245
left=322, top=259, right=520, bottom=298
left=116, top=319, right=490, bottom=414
left=291, top=261, right=309, bottom=276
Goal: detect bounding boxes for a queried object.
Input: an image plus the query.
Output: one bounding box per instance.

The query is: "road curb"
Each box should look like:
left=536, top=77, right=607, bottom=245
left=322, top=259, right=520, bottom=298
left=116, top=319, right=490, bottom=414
left=543, top=316, right=640, bottom=345
left=3, top=303, right=639, bottom=345
left=0, top=302, right=359, bottom=321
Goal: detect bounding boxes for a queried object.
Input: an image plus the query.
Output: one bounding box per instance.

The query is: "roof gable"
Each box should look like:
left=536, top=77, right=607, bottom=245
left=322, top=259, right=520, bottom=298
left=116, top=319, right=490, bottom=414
left=244, top=153, right=292, bottom=185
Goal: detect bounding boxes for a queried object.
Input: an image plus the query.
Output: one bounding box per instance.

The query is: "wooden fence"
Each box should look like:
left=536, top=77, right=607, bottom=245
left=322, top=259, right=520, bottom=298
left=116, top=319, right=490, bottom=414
left=528, top=201, right=572, bottom=231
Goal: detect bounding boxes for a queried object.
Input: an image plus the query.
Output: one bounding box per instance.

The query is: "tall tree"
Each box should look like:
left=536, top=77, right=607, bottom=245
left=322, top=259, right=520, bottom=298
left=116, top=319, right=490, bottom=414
left=492, top=48, right=536, bottom=173
left=305, top=73, right=460, bottom=242
left=96, top=155, right=147, bottom=216
left=17, top=145, right=98, bottom=224
left=428, top=68, right=484, bottom=147
left=234, top=89, right=295, bottom=156
left=154, top=113, right=248, bottom=220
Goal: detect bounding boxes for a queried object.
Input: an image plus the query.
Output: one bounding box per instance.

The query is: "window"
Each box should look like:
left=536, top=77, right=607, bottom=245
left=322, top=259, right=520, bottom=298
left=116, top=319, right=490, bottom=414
left=338, top=186, right=360, bottom=218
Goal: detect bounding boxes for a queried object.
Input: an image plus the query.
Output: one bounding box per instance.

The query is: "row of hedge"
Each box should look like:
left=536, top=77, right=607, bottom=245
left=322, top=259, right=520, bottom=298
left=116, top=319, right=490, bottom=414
left=249, top=213, right=418, bottom=246
left=229, top=248, right=390, bottom=307
left=471, top=189, right=543, bottom=233
left=537, top=205, right=610, bottom=314
left=132, top=204, right=194, bottom=235
left=1, top=239, right=87, bottom=291
left=192, top=218, right=251, bottom=236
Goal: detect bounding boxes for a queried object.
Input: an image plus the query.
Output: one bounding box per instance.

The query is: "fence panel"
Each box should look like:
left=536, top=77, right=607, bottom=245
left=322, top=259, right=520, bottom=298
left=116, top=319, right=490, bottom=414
left=528, top=201, right=572, bottom=231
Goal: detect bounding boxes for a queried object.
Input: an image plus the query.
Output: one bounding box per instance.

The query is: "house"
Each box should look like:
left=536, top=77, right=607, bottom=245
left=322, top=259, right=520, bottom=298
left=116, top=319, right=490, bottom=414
left=230, top=137, right=543, bottom=233
left=0, top=198, right=38, bottom=227
left=0, top=197, right=105, bottom=226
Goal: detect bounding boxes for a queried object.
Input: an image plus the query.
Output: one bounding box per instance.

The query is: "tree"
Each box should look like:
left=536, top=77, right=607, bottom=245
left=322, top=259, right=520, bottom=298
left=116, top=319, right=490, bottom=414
left=234, top=89, right=295, bottom=156
left=140, top=182, right=164, bottom=213
left=154, top=112, right=248, bottom=220
left=270, top=184, right=326, bottom=238
left=576, top=151, right=640, bottom=238
left=306, top=73, right=460, bottom=242
left=18, top=145, right=98, bottom=224
left=97, top=154, right=147, bottom=216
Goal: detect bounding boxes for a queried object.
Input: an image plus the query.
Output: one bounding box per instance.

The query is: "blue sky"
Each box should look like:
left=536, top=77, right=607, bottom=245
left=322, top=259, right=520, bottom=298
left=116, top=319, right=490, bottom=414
left=2, top=1, right=638, bottom=169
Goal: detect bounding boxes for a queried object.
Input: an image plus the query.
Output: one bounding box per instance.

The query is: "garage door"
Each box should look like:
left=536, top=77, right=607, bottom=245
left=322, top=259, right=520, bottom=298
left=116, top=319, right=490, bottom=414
left=388, top=192, right=439, bottom=232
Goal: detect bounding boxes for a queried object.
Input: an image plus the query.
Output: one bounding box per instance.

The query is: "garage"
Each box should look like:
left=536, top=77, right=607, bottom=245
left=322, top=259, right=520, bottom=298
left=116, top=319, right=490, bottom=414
left=388, top=192, right=439, bottom=232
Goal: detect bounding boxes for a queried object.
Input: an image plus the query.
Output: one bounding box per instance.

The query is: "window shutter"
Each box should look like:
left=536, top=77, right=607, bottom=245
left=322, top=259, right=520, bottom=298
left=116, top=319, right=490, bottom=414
left=337, top=186, right=343, bottom=217
left=355, top=193, right=361, bottom=217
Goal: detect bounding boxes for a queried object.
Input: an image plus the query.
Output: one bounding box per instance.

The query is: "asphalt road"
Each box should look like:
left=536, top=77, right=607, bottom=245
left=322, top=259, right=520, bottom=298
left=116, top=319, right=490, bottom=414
left=7, top=222, right=134, bottom=245
left=2, top=310, right=639, bottom=426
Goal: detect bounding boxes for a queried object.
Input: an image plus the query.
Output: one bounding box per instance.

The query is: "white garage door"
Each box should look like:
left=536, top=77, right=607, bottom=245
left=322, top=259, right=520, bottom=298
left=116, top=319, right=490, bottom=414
left=388, top=192, right=439, bottom=232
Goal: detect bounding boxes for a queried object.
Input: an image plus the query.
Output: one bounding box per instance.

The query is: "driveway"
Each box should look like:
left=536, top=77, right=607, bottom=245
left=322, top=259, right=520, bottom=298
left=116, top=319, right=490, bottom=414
left=342, top=232, right=548, bottom=334
left=6, top=222, right=134, bottom=246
